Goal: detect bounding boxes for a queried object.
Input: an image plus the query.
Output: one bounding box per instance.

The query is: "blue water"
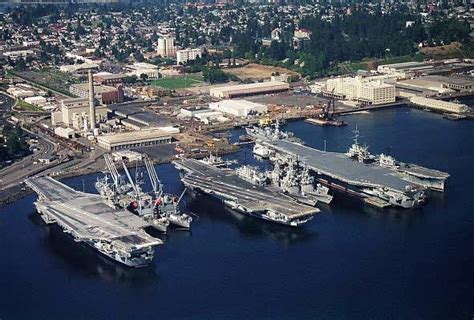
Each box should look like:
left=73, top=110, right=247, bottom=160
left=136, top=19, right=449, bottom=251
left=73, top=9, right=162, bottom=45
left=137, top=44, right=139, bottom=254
left=1, top=107, right=473, bottom=319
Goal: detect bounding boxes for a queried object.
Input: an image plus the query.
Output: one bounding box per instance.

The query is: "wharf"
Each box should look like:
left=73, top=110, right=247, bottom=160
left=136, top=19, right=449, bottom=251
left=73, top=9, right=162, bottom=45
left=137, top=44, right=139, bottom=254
left=25, top=176, right=161, bottom=250
left=174, top=159, right=319, bottom=220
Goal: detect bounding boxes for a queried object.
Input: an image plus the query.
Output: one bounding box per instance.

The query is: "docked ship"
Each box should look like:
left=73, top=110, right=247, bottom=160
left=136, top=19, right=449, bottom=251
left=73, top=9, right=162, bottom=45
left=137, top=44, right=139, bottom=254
left=235, top=160, right=333, bottom=205
left=249, top=125, right=449, bottom=209
left=173, top=159, right=319, bottom=227
left=96, top=154, right=192, bottom=231
left=25, top=176, right=162, bottom=268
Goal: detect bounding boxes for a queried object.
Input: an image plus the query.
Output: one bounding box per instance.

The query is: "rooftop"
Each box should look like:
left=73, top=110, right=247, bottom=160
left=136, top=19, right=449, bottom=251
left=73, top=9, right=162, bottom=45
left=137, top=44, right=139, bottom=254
left=97, top=128, right=171, bottom=145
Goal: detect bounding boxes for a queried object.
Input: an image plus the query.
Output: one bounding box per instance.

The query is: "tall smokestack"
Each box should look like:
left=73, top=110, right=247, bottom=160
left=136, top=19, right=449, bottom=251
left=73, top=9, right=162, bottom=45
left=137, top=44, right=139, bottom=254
left=88, top=69, right=96, bottom=132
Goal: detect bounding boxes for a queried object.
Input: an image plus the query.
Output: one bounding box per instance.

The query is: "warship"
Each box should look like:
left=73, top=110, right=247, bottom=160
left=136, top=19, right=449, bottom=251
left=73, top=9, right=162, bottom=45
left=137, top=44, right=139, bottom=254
left=236, top=159, right=333, bottom=205
left=96, top=154, right=192, bottom=231
left=174, top=158, right=319, bottom=227
left=248, top=124, right=449, bottom=209
left=26, top=176, right=162, bottom=267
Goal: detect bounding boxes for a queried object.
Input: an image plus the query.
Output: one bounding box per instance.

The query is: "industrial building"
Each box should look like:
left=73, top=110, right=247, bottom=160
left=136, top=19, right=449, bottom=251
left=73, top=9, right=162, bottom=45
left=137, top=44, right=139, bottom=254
left=179, top=106, right=228, bottom=124
left=326, top=76, right=396, bottom=105
left=51, top=97, right=107, bottom=129
left=409, top=96, right=469, bottom=114
left=209, top=99, right=267, bottom=117
left=94, top=72, right=126, bottom=86
left=209, top=81, right=290, bottom=98
left=398, top=75, right=473, bottom=94
left=54, top=127, right=75, bottom=139
left=69, top=83, right=123, bottom=104
left=97, top=128, right=172, bottom=151
left=157, top=35, right=177, bottom=58
left=177, top=48, right=202, bottom=65
left=108, top=103, right=173, bottom=130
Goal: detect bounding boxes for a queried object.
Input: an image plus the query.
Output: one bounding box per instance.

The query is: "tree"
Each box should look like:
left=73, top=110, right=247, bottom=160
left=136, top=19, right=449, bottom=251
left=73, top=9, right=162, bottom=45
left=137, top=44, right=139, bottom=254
left=140, top=73, right=149, bottom=82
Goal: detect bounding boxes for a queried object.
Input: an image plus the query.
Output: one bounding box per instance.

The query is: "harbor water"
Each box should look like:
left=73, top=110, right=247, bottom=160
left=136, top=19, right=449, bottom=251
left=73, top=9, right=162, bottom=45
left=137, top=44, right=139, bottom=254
left=0, top=106, right=473, bottom=319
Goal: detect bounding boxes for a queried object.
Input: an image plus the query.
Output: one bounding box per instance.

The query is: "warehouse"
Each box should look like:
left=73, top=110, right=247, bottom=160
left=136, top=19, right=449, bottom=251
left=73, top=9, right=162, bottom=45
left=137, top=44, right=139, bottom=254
left=209, top=81, right=290, bottom=98
left=409, top=96, right=469, bottom=114
left=209, top=99, right=267, bottom=117
left=97, top=128, right=172, bottom=151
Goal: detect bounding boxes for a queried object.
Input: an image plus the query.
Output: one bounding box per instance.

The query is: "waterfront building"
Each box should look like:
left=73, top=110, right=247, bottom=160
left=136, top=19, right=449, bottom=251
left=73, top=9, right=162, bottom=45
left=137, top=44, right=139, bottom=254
left=96, top=128, right=172, bottom=151
left=209, top=99, right=267, bottom=117
left=409, top=96, right=469, bottom=114
left=326, top=76, right=396, bottom=105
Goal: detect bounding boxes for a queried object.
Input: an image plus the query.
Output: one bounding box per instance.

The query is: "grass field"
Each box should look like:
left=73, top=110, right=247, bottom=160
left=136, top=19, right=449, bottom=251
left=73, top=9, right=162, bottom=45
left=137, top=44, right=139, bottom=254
left=151, top=75, right=204, bottom=89
left=14, top=99, right=43, bottom=112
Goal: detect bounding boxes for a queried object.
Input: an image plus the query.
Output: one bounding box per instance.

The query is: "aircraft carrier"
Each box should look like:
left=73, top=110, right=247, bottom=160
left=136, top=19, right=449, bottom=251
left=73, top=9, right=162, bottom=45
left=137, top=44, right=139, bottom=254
left=25, top=176, right=162, bottom=267
left=248, top=124, right=449, bottom=208
left=173, top=159, right=319, bottom=227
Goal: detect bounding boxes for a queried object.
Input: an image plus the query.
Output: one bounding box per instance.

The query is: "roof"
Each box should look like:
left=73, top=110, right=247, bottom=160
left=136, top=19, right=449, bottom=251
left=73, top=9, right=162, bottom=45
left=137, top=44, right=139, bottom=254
left=97, top=128, right=171, bottom=145
left=210, top=81, right=289, bottom=94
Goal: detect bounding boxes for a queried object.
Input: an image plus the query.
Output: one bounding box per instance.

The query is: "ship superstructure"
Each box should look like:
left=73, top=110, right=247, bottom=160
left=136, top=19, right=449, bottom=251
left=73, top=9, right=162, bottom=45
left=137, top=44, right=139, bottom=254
left=174, top=159, right=319, bottom=227
left=26, top=176, right=162, bottom=267
left=96, top=154, right=192, bottom=231
left=249, top=125, right=449, bottom=209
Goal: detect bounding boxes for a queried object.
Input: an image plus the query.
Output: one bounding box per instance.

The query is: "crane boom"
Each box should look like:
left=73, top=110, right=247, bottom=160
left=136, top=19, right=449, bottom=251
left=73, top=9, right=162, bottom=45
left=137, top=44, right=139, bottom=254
left=104, top=154, right=119, bottom=188
left=144, top=156, right=162, bottom=196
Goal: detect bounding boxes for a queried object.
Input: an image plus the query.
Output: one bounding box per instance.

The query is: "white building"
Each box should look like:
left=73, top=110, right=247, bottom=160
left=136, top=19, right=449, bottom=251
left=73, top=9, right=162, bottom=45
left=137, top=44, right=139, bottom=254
left=54, top=127, right=75, bottom=139
left=409, top=96, right=469, bottom=114
left=51, top=97, right=107, bottom=129
left=97, top=128, right=172, bottom=151
left=126, top=62, right=160, bottom=79
left=176, top=48, right=202, bottom=65
left=209, top=81, right=290, bottom=99
left=326, top=76, right=396, bottom=105
left=157, top=35, right=177, bottom=58
left=209, top=99, right=267, bottom=117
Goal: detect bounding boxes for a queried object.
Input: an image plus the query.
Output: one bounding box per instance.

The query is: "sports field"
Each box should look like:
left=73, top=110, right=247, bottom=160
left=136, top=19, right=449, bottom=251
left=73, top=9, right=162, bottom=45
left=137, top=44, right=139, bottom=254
left=151, top=75, right=204, bottom=89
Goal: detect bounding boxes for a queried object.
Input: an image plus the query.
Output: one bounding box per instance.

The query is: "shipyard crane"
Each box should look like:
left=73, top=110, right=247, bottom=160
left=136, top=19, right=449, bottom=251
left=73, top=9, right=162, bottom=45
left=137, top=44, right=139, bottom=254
left=144, top=156, right=163, bottom=197
left=104, top=154, right=120, bottom=189
left=120, top=160, right=144, bottom=214
left=319, top=88, right=336, bottom=121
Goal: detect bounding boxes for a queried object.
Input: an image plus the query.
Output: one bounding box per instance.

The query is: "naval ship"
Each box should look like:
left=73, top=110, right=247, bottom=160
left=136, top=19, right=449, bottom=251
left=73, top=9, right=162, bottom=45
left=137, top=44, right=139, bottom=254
left=248, top=124, right=449, bottom=209
left=236, top=160, right=333, bottom=205
left=95, top=154, right=192, bottom=231
left=174, top=158, right=319, bottom=227
left=26, top=176, right=162, bottom=267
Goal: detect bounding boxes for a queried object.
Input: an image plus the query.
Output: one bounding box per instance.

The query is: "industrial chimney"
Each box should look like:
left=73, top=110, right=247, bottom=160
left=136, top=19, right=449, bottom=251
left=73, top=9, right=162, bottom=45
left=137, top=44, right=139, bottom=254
left=88, top=69, right=96, bottom=132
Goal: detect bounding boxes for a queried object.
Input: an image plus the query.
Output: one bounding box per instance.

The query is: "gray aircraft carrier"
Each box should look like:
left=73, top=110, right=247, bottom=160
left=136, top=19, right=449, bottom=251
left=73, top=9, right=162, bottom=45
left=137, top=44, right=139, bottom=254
left=249, top=124, right=449, bottom=208
left=26, top=176, right=162, bottom=267
left=173, top=159, right=319, bottom=226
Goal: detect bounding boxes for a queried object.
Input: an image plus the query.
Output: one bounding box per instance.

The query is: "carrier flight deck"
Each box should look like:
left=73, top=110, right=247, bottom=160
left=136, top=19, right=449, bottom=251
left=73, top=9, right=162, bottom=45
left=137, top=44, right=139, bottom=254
left=26, top=176, right=162, bottom=267
left=174, top=159, right=319, bottom=226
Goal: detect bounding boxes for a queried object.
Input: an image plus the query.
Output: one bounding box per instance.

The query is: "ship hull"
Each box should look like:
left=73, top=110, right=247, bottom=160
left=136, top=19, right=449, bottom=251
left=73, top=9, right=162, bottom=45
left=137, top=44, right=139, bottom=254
left=187, top=186, right=310, bottom=227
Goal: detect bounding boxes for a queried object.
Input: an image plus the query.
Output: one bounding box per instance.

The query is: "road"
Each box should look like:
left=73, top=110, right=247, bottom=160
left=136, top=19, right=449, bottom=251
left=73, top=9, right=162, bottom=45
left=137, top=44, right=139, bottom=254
left=0, top=124, right=58, bottom=190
